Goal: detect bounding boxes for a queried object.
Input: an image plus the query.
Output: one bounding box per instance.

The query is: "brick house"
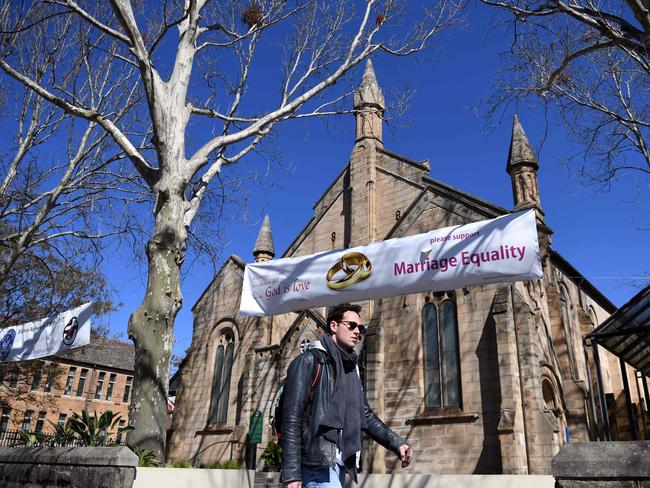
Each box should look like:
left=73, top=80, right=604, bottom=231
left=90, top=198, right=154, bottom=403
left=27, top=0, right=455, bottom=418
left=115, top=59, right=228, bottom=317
left=167, top=61, right=647, bottom=473
left=0, top=339, right=134, bottom=441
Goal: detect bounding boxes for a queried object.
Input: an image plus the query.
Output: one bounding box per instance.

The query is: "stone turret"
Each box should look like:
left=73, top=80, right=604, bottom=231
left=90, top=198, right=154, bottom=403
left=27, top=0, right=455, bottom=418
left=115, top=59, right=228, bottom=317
left=507, top=115, right=543, bottom=218
left=253, top=215, right=275, bottom=262
left=353, top=59, right=384, bottom=146
left=507, top=115, right=553, bottom=266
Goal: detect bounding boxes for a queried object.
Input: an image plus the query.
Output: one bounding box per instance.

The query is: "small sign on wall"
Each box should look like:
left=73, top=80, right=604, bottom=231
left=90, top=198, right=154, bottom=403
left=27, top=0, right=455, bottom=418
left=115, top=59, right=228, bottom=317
left=249, top=410, right=263, bottom=444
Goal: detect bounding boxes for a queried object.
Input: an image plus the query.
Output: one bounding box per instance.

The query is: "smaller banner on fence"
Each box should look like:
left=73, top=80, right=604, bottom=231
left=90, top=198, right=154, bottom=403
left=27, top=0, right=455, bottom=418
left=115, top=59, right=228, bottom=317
left=0, top=302, right=92, bottom=362
left=240, top=210, right=542, bottom=317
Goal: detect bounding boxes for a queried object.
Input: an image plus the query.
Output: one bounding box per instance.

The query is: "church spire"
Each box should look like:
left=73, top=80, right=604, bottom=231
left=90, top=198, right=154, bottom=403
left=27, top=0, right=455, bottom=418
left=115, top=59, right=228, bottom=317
left=506, top=115, right=542, bottom=214
left=353, top=59, right=384, bottom=146
left=253, top=215, right=275, bottom=262
left=507, top=115, right=538, bottom=172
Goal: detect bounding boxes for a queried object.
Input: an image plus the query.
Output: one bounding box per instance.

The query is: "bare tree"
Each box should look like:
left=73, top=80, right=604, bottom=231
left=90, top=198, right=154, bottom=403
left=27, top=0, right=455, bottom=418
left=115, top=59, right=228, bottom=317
left=0, top=4, right=147, bottom=325
left=482, top=0, right=649, bottom=184
left=0, top=0, right=463, bottom=458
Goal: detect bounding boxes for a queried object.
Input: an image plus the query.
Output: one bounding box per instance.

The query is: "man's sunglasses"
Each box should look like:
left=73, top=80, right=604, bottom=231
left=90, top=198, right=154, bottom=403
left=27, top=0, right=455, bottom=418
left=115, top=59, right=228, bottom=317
left=338, top=320, right=367, bottom=334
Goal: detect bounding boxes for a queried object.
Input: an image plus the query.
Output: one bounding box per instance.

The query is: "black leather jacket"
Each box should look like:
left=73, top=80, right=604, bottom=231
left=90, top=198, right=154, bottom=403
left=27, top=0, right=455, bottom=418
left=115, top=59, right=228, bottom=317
left=280, top=342, right=405, bottom=483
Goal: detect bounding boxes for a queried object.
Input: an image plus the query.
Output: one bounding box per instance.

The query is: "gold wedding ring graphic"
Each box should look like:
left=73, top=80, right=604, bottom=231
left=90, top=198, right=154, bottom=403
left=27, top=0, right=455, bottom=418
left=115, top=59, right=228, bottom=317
left=326, top=252, right=372, bottom=290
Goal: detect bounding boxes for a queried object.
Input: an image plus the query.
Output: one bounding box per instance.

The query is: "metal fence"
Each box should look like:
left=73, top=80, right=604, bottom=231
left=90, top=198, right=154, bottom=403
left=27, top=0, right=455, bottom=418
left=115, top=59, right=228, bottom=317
left=0, top=429, right=126, bottom=448
left=0, top=429, right=22, bottom=447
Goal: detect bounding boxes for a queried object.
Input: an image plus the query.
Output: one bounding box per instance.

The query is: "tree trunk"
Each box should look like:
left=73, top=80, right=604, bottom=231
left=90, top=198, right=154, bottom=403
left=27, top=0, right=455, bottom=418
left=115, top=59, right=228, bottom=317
left=126, top=191, right=186, bottom=460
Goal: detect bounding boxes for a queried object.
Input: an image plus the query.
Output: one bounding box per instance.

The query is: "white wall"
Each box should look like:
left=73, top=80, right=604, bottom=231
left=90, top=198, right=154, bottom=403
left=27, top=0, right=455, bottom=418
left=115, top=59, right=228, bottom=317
left=133, top=468, right=554, bottom=488
left=133, top=468, right=255, bottom=488
left=352, top=474, right=555, bottom=488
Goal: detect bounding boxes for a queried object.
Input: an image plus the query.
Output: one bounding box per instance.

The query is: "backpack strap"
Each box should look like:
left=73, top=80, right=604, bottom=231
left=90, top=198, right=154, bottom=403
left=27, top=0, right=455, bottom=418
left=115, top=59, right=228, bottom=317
left=305, top=348, right=325, bottom=397
left=310, top=362, right=321, bottom=390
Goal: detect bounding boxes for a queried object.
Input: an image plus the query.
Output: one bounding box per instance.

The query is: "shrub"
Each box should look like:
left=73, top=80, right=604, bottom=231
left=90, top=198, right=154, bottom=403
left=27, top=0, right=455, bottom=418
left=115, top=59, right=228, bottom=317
left=199, top=460, right=241, bottom=469
left=168, top=459, right=192, bottom=468
left=129, top=446, right=161, bottom=467
left=48, top=418, right=77, bottom=446
left=68, top=410, right=133, bottom=447
left=18, top=430, right=47, bottom=446
left=260, top=441, right=281, bottom=468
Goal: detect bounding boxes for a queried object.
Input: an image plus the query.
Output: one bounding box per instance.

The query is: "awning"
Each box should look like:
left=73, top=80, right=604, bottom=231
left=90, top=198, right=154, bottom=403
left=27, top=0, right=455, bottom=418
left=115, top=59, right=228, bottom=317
left=587, top=285, right=650, bottom=375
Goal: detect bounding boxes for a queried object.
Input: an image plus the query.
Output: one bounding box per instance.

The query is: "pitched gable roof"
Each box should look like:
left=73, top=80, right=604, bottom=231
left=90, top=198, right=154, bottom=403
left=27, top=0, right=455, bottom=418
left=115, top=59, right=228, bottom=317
left=278, top=309, right=327, bottom=351
left=384, top=179, right=508, bottom=241
left=191, top=255, right=246, bottom=312
left=56, top=340, right=135, bottom=372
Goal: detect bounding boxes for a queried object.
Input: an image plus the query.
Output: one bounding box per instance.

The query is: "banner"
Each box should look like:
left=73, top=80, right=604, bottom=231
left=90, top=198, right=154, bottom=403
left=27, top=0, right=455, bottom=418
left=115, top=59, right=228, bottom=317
left=0, top=303, right=92, bottom=362
left=240, top=210, right=542, bottom=317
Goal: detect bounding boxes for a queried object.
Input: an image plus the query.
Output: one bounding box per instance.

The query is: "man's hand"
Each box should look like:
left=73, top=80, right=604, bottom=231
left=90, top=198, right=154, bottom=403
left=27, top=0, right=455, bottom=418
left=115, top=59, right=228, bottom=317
left=399, top=443, right=413, bottom=468
left=283, top=481, right=302, bottom=488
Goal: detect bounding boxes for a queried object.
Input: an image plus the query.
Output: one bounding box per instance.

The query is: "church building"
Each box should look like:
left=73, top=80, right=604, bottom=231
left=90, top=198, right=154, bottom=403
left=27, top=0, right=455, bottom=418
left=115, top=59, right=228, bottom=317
left=167, top=61, right=646, bottom=474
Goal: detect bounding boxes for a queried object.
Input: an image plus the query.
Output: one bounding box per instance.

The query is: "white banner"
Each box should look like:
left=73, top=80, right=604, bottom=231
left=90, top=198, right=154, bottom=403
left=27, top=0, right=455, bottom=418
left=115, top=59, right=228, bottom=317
left=0, top=303, right=92, bottom=362
left=240, top=210, right=542, bottom=317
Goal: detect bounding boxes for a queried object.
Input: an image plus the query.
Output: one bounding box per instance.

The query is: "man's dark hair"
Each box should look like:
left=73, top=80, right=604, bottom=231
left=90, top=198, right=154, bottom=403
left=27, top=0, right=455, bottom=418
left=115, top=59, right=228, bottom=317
left=325, top=303, right=362, bottom=334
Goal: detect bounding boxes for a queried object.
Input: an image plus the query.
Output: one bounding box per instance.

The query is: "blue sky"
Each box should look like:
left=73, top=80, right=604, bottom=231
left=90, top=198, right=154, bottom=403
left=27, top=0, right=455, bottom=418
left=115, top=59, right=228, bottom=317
left=99, top=3, right=649, bottom=359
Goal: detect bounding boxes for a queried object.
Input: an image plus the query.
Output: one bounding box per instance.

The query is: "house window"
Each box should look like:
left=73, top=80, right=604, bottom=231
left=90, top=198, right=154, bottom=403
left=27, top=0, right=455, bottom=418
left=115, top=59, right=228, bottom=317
left=22, top=410, right=34, bottom=431
left=63, top=367, right=77, bottom=396
left=35, top=411, right=46, bottom=433
left=0, top=408, right=10, bottom=432
left=106, top=373, right=117, bottom=401
left=76, top=369, right=88, bottom=397
left=123, top=376, right=132, bottom=403
left=208, top=329, right=235, bottom=425
left=8, top=368, right=18, bottom=389
left=58, top=413, right=67, bottom=425
left=31, top=363, right=43, bottom=390
left=44, top=368, right=54, bottom=393
left=95, top=372, right=106, bottom=400
left=422, top=292, right=461, bottom=410
left=116, top=420, right=126, bottom=444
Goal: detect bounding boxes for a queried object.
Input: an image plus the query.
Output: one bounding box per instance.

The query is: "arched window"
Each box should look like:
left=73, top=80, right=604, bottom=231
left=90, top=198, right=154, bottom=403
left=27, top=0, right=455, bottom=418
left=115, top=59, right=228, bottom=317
left=559, top=285, right=578, bottom=378
left=208, top=329, right=234, bottom=425
left=588, top=306, right=599, bottom=329
left=422, top=291, right=461, bottom=410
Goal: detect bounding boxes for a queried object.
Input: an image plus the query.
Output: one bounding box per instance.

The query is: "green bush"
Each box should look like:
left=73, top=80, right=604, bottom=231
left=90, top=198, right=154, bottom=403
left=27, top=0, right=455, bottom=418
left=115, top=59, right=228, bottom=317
left=129, top=446, right=161, bottom=467
left=15, top=410, right=132, bottom=448
left=18, top=430, right=47, bottom=446
left=199, top=460, right=241, bottom=469
left=68, top=410, right=133, bottom=447
left=168, top=459, right=192, bottom=468
left=221, top=460, right=241, bottom=469
left=260, top=441, right=281, bottom=468
left=48, top=418, right=77, bottom=446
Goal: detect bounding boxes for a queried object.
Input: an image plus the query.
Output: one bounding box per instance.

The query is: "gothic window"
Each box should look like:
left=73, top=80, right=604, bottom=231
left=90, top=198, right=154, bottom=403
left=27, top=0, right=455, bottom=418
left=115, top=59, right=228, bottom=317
left=541, top=373, right=567, bottom=454
left=588, top=306, right=599, bottom=329
left=422, top=291, right=461, bottom=410
left=559, top=285, right=578, bottom=378
left=208, top=329, right=235, bottom=425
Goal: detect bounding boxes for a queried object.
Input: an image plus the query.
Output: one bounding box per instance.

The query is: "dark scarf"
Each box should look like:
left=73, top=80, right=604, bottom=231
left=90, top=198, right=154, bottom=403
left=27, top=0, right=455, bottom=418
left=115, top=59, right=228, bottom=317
left=319, top=334, right=367, bottom=465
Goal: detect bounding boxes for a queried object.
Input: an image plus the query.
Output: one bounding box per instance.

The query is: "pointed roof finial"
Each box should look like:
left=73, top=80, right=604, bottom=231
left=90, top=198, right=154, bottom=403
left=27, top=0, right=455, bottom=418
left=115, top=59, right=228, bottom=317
left=253, top=215, right=275, bottom=261
left=354, top=59, right=384, bottom=110
left=361, top=59, right=378, bottom=88
left=507, top=114, right=538, bottom=172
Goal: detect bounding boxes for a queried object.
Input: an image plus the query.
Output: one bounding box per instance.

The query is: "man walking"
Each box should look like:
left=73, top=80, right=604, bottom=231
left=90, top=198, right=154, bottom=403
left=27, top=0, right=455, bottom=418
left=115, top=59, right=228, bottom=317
left=280, top=303, right=413, bottom=488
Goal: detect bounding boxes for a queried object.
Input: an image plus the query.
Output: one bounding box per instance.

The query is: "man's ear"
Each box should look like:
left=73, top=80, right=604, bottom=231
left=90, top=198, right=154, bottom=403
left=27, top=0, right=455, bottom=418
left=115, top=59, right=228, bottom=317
left=329, top=321, right=337, bottom=335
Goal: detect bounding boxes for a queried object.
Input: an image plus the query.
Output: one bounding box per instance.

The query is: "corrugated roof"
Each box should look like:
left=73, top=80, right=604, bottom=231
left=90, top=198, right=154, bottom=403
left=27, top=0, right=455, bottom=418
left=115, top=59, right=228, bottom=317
left=587, top=285, right=650, bottom=375
left=56, top=340, right=135, bottom=372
